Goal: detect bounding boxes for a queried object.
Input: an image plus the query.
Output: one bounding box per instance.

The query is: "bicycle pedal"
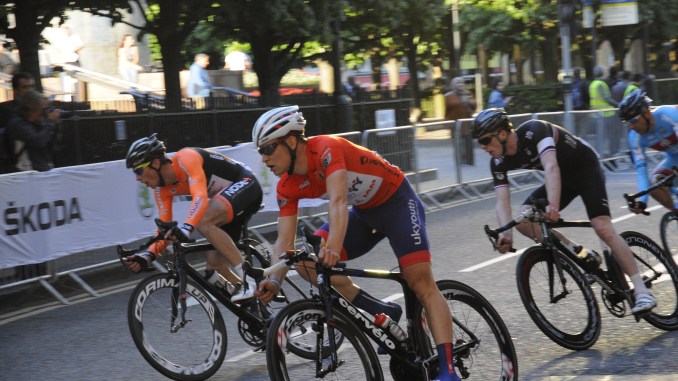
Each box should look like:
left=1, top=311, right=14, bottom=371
left=273, top=294, right=288, bottom=303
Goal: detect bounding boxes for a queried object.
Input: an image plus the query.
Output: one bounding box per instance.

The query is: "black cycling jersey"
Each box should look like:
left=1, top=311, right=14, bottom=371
left=490, top=120, right=598, bottom=187
left=489, top=120, right=610, bottom=219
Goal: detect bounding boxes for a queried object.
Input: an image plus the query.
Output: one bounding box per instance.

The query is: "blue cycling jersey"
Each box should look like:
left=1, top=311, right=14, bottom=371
left=628, top=105, right=678, bottom=204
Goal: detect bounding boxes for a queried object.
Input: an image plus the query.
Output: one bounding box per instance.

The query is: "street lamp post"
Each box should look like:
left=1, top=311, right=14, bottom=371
left=558, top=0, right=575, bottom=132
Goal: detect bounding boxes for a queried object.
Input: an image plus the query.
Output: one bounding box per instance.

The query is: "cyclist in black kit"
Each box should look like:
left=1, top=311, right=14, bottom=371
left=472, top=108, right=656, bottom=314
left=124, top=133, right=262, bottom=302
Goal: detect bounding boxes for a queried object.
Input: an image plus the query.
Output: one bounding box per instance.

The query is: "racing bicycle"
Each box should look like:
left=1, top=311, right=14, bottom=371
left=484, top=198, right=678, bottom=350
left=265, top=227, right=518, bottom=380
left=623, top=166, right=678, bottom=258
left=117, top=217, right=311, bottom=381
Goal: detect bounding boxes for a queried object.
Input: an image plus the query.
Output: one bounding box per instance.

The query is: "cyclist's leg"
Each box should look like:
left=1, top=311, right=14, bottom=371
left=578, top=164, right=656, bottom=310
left=649, top=158, right=677, bottom=210
left=313, top=211, right=402, bottom=319
left=364, top=181, right=458, bottom=380
left=514, top=184, right=577, bottom=243
left=199, top=176, right=262, bottom=298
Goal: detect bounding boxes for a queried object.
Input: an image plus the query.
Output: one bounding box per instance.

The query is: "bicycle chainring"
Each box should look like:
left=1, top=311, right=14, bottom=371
left=389, top=356, right=433, bottom=381
left=237, top=317, right=265, bottom=348
left=601, top=287, right=626, bottom=317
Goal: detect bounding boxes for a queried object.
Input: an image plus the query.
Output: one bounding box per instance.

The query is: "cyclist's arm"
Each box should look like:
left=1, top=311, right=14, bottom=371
left=256, top=214, right=297, bottom=304
left=147, top=188, right=173, bottom=256
left=494, top=186, right=513, bottom=252
left=180, top=151, right=209, bottom=229
left=540, top=150, right=561, bottom=221
left=320, top=168, right=348, bottom=267
left=629, top=132, right=651, bottom=204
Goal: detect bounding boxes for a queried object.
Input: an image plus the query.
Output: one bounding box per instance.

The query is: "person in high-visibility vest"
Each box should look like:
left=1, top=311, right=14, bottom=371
left=589, top=65, right=621, bottom=157
left=589, top=65, right=618, bottom=116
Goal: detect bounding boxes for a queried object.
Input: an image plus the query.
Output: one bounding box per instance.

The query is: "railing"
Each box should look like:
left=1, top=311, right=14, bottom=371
left=1, top=104, right=672, bottom=305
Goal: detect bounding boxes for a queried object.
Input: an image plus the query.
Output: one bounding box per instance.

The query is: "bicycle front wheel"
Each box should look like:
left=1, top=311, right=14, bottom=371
left=128, top=273, right=227, bottom=381
left=660, top=212, right=678, bottom=260
left=415, top=280, right=518, bottom=381
left=266, top=299, right=382, bottom=381
left=517, top=247, right=601, bottom=350
left=622, top=231, right=678, bottom=330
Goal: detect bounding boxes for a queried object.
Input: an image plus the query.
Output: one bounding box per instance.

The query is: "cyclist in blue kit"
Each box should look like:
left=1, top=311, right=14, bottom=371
left=472, top=108, right=656, bottom=314
left=619, top=90, right=678, bottom=214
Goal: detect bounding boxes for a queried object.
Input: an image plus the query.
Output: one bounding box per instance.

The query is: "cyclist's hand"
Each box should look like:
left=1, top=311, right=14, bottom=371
left=545, top=205, right=560, bottom=222
left=126, top=251, right=155, bottom=272
left=496, top=235, right=513, bottom=254
left=629, top=201, right=647, bottom=214
left=318, top=247, right=340, bottom=267
left=165, top=223, right=194, bottom=243
left=255, top=279, right=278, bottom=304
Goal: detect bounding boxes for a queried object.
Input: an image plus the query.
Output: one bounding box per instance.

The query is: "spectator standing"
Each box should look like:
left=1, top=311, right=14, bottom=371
left=624, top=73, right=643, bottom=98
left=590, top=65, right=620, bottom=156
left=118, top=34, right=143, bottom=83
left=223, top=50, right=252, bottom=72
left=571, top=67, right=590, bottom=110
left=62, top=26, right=84, bottom=66
left=187, top=53, right=212, bottom=98
left=343, top=75, right=362, bottom=98
left=611, top=71, right=630, bottom=103
left=445, top=76, right=477, bottom=165
left=0, top=72, right=36, bottom=173
left=487, top=79, right=512, bottom=109
left=605, top=65, right=619, bottom=89
left=7, top=91, right=60, bottom=172
left=445, top=77, right=476, bottom=120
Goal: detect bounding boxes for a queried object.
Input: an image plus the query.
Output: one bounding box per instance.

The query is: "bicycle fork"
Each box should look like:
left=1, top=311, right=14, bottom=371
left=316, top=273, right=344, bottom=378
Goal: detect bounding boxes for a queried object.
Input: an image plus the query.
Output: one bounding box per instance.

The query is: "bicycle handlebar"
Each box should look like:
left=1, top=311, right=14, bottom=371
left=116, top=218, right=196, bottom=268
left=622, top=166, right=677, bottom=216
left=483, top=198, right=551, bottom=253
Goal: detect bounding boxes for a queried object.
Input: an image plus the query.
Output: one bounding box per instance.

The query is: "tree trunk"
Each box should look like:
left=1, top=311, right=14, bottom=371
left=158, top=42, right=184, bottom=111
left=11, top=1, right=56, bottom=93
left=405, top=39, right=420, bottom=108
left=541, top=33, right=559, bottom=83
left=251, top=39, right=282, bottom=107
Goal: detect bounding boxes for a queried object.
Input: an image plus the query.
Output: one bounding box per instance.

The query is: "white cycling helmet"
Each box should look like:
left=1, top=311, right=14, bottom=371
left=252, top=105, right=306, bottom=147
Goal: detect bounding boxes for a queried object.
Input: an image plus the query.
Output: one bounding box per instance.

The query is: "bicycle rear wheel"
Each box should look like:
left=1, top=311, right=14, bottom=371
left=128, top=273, right=227, bottom=381
left=266, top=299, right=382, bottom=381
left=660, top=212, right=678, bottom=260
left=415, top=280, right=518, bottom=381
left=516, top=247, right=601, bottom=350
left=622, top=231, right=678, bottom=330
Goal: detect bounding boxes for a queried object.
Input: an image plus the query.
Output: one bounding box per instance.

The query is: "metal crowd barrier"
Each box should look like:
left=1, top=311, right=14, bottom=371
left=0, top=107, right=668, bottom=305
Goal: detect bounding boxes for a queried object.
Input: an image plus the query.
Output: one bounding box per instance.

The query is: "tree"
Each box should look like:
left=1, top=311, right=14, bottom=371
left=0, top=0, right=71, bottom=92
left=214, top=0, right=342, bottom=106
left=79, top=0, right=217, bottom=110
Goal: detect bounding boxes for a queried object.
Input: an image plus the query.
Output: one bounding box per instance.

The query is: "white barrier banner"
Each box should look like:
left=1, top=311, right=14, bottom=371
left=0, top=143, right=326, bottom=270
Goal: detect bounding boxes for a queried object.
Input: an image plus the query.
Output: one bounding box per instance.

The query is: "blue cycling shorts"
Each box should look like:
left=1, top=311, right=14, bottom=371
left=314, top=180, right=431, bottom=269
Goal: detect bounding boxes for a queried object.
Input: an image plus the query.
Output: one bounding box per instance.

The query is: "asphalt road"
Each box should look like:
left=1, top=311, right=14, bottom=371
left=2, top=170, right=678, bottom=381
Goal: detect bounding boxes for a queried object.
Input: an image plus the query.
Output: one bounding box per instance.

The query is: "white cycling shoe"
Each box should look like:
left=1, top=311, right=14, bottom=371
left=631, top=292, right=657, bottom=314
left=232, top=278, right=257, bottom=303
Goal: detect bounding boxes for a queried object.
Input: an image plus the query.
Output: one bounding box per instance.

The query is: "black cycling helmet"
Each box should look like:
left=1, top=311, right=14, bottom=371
left=471, top=108, right=512, bottom=139
left=618, top=90, right=652, bottom=122
left=125, top=133, right=166, bottom=169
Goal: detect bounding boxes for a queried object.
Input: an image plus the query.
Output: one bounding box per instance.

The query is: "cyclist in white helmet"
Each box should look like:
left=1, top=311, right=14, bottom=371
left=253, top=106, right=460, bottom=381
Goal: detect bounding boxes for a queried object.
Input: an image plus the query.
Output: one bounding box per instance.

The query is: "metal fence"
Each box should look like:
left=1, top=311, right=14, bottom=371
left=54, top=92, right=412, bottom=167
left=1, top=104, right=672, bottom=303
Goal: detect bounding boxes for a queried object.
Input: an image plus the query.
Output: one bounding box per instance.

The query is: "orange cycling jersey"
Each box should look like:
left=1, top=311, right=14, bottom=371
left=149, top=147, right=255, bottom=254
left=277, top=135, right=404, bottom=217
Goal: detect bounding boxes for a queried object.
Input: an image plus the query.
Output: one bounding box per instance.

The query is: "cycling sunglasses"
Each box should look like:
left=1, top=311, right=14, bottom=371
left=133, top=162, right=151, bottom=176
left=623, top=115, right=641, bottom=128
left=258, top=141, right=282, bottom=156
left=477, top=132, right=499, bottom=146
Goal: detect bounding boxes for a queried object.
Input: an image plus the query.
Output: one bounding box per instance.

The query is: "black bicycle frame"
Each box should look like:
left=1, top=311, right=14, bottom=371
left=167, top=242, right=266, bottom=333
left=315, top=265, right=479, bottom=378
